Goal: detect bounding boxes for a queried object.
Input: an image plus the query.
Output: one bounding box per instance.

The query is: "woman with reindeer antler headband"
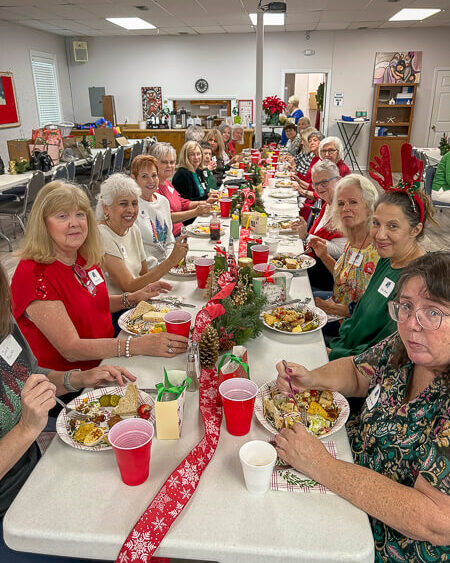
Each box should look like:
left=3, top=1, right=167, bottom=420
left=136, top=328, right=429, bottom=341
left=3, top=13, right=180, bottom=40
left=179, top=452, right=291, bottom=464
left=328, top=144, right=437, bottom=361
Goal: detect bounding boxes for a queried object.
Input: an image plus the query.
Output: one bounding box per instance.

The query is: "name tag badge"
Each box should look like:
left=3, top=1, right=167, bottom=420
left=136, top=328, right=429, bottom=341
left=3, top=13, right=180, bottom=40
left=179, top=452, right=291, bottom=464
left=365, top=383, right=381, bottom=411
left=121, top=245, right=128, bottom=259
left=377, top=276, right=395, bottom=298
left=88, top=269, right=104, bottom=286
left=0, top=334, right=22, bottom=366
left=349, top=251, right=363, bottom=267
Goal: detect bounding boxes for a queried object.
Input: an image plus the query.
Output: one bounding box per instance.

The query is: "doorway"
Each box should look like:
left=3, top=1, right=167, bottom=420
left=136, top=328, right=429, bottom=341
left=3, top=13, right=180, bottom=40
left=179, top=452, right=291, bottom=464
left=282, top=71, right=330, bottom=134
left=427, top=68, right=450, bottom=147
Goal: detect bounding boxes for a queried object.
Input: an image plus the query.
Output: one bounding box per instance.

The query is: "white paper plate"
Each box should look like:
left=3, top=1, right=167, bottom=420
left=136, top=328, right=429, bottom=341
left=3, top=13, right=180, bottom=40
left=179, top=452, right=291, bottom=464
left=118, top=301, right=180, bottom=336
left=56, top=385, right=155, bottom=451
left=169, top=257, right=196, bottom=277
left=254, top=380, right=349, bottom=439
left=262, top=304, right=327, bottom=335
left=269, top=190, right=297, bottom=199
left=270, top=253, right=316, bottom=271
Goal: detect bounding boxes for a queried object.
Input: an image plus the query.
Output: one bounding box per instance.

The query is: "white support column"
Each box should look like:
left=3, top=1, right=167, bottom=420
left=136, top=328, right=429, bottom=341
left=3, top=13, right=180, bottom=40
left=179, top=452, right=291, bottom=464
left=255, top=11, right=264, bottom=148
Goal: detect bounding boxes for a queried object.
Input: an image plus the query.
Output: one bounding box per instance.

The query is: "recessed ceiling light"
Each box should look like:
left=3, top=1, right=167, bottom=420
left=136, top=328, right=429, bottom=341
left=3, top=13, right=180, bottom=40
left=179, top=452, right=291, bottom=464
left=106, top=17, right=156, bottom=30
left=389, top=8, right=441, bottom=21
left=249, top=13, right=285, bottom=26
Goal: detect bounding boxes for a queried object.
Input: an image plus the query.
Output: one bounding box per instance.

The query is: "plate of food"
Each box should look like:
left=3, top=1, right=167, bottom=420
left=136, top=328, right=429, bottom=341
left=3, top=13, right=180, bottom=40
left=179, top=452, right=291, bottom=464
left=269, top=219, right=295, bottom=234
left=271, top=253, right=316, bottom=271
left=169, top=256, right=196, bottom=277
left=119, top=300, right=178, bottom=335
left=56, top=383, right=154, bottom=451
left=255, top=380, right=349, bottom=439
left=275, top=180, right=295, bottom=188
left=262, top=303, right=327, bottom=334
left=269, top=189, right=297, bottom=199
left=275, top=171, right=291, bottom=178
left=225, top=169, right=241, bottom=177
left=185, top=224, right=223, bottom=237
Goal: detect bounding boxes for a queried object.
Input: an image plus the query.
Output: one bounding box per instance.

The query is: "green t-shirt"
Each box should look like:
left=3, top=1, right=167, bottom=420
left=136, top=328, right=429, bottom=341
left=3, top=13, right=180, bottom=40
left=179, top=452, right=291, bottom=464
left=431, top=150, right=450, bottom=192
left=329, top=258, right=403, bottom=360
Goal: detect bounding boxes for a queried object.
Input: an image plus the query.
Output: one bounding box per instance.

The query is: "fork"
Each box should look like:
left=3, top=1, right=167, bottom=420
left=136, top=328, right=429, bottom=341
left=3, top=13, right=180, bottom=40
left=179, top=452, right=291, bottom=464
left=282, top=360, right=308, bottom=426
left=55, top=397, right=90, bottom=420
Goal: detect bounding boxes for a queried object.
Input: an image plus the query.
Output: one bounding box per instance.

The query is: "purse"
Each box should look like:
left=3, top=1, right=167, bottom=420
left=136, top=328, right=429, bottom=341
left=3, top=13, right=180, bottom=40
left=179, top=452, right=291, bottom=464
left=0, top=155, right=4, bottom=175
left=30, top=150, right=54, bottom=172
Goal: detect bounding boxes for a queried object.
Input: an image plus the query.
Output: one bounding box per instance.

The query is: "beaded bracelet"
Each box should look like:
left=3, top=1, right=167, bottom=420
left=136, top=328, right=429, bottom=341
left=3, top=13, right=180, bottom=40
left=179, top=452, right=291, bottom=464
left=122, top=292, right=132, bottom=308
left=125, top=335, right=132, bottom=358
left=117, top=337, right=121, bottom=358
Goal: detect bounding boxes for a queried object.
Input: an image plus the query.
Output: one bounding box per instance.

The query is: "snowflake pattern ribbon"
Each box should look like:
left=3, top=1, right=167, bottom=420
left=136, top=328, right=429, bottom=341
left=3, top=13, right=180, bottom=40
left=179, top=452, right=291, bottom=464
left=115, top=368, right=222, bottom=563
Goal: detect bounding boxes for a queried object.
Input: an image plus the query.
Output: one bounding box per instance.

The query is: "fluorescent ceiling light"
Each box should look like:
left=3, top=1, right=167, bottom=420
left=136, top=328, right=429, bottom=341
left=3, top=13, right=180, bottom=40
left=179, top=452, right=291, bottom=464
left=106, top=17, right=156, bottom=30
left=389, top=8, right=440, bottom=21
left=249, top=13, right=285, bottom=26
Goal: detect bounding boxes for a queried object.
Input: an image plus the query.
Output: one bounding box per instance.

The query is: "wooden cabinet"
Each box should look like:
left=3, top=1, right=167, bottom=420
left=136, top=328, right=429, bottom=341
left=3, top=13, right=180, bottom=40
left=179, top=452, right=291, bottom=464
left=368, top=83, right=417, bottom=172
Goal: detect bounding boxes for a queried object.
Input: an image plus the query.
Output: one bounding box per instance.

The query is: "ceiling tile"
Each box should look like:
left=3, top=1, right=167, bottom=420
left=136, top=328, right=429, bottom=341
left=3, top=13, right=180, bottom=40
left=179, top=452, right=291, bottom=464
left=316, top=22, right=350, bottom=30
left=221, top=24, right=254, bottom=32
left=192, top=25, right=225, bottom=33
left=346, top=20, right=385, bottom=29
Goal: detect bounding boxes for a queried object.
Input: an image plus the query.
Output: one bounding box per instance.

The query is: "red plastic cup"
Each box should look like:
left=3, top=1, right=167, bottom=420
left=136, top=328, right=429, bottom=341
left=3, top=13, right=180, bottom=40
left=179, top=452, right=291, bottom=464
left=253, top=262, right=276, bottom=276
left=239, top=162, right=246, bottom=169
left=227, top=186, right=238, bottom=197
left=251, top=244, right=270, bottom=265
left=251, top=155, right=259, bottom=164
left=219, top=197, right=232, bottom=218
left=271, top=155, right=278, bottom=164
left=219, top=378, right=258, bottom=436
left=194, top=258, right=214, bottom=289
left=164, top=310, right=192, bottom=338
left=273, top=150, right=280, bottom=156
left=109, top=418, right=154, bottom=486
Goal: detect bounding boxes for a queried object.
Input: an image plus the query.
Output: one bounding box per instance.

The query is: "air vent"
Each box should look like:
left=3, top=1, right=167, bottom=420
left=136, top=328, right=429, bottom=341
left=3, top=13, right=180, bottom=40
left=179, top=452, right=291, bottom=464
left=135, top=5, right=149, bottom=10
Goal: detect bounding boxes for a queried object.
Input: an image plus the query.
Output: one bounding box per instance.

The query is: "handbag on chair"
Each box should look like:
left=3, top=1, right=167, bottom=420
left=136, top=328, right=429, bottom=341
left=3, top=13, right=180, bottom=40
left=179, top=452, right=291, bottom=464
left=30, top=150, right=54, bottom=172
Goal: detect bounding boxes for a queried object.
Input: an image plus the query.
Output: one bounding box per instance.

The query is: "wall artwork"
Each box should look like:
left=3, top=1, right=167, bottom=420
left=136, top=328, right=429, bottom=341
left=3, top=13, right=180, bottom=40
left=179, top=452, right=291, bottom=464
left=0, top=71, right=20, bottom=128
left=142, top=86, right=162, bottom=119
left=373, top=52, right=422, bottom=84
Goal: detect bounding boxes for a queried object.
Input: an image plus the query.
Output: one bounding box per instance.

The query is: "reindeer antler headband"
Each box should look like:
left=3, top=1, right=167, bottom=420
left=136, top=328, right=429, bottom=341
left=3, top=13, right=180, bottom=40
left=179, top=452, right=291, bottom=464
left=369, top=143, right=424, bottom=223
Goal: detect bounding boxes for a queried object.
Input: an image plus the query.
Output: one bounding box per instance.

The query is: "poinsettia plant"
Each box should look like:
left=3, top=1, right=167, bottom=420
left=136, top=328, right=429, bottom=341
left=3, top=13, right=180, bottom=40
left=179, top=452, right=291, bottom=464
left=262, top=95, right=287, bottom=115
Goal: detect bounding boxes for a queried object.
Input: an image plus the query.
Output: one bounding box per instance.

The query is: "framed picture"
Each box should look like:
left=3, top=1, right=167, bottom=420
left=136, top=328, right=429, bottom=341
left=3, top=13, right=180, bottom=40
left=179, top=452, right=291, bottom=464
left=141, top=86, right=162, bottom=120
left=238, top=99, right=254, bottom=125
left=373, top=52, right=422, bottom=84
left=0, top=71, right=20, bottom=128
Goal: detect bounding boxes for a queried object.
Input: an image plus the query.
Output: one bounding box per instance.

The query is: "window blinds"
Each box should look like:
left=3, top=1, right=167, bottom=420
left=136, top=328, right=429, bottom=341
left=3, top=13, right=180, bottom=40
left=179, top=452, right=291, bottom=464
left=31, top=54, right=62, bottom=127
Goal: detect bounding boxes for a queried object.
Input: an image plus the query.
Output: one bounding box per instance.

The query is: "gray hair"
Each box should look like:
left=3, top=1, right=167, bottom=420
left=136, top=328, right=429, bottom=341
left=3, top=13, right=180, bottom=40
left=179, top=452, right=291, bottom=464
left=232, top=123, right=244, bottom=132
left=330, top=174, right=379, bottom=236
left=185, top=125, right=205, bottom=143
left=311, top=158, right=339, bottom=179
left=307, top=130, right=324, bottom=143
left=218, top=122, right=231, bottom=134
left=319, top=136, right=344, bottom=161
left=96, top=173, right=140, bottom=220
left=149, top=142, right=176, bottom=162
left=288, top=95, right=299, bottom=106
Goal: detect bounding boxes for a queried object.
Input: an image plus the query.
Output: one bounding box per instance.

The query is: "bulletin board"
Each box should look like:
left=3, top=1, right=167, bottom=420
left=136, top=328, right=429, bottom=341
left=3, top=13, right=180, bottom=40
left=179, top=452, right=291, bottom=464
left=238, top=99, right=254, bottom=125
left=0, top=72, right=20, bottom=129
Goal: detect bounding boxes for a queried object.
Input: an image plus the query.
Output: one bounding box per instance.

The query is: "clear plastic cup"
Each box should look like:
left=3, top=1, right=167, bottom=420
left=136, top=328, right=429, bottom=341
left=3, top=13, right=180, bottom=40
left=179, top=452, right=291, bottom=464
left=109, top=418, right=154, bottom=486
left=219, top=197, right=232, bottom=218
left=239, top=440, right=277, bottom=494
left=251, top=244, right=270, bottom=265
left=164, top=310, right=192, bottom=338
left=219, top=378, right=258, bottom=436
left=194, top=258, right=214, bottom=289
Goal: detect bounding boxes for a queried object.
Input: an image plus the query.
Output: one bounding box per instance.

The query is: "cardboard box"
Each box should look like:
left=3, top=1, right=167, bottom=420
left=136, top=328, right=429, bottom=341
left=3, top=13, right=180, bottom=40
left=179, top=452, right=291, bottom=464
left=7, top=139, right=32, bottom=162
left=94, top=127, right=115, bottom=148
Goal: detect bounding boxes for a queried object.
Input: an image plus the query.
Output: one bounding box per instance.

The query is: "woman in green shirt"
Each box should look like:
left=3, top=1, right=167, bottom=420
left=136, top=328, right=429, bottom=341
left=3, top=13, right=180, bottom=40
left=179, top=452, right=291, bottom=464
left=329, top=187, right=435, bottom=360
left=431, top=150, right=450, bottom=204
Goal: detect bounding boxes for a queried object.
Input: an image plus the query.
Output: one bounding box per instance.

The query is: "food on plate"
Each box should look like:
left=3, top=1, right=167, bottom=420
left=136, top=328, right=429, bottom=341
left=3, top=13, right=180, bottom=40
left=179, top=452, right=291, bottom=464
left=84, top=427, right=104, bottom=446
left=275, top=180, right=293, bottom=188
left=112, top=383, right=139, bottom=416
left=138, top=404, right=152, bottom=420
left=270, top=254, right=312, bottom=270
left=263, top=389, right=341, bottom=436
left=263, top=305, right=319, bottom=333
left=107, top=414, right=123, bottom=429
left=129, top=300, right=154, bottom=321
left=170, top=257, right=196, bottom=276
left=125, top=301, right=172, bottom=335
left=143, top=310, right=165, bottom=323
left=275, top=171, right=290, bottom=178
left=73, top=422, right=95, bottom=443
left=226, top=169, right=239, bottom=176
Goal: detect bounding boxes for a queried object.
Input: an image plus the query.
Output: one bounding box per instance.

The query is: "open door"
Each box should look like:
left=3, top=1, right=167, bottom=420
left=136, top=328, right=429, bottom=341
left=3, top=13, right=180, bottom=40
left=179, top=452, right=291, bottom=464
left=283, top=71, right=328, bottom=133
left=427, top=69, right=450, bottom=147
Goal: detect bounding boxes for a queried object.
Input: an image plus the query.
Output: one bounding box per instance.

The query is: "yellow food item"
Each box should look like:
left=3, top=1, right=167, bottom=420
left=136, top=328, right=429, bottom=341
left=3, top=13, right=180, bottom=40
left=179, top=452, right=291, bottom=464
left=285, top=258, right=299, bottom=270
left=152, top=327, right=163, bottom=333
left=307, top=401, right=329, bottom=419
left=143, top=311, right=165, bottom=322
left=74, top=422, right=95, bottom=443
left=130, top=301, right=155, bottom=321
left=84, top=427, right=104, bottom=446
left=292, top=325, right=303, bottom=333
left=264, top=314, right=277, bottom=327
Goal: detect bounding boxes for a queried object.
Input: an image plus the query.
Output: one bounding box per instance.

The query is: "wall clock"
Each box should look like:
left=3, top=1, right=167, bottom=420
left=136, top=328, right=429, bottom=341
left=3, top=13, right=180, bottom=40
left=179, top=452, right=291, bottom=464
left=195, top=78, right=209, bottom=94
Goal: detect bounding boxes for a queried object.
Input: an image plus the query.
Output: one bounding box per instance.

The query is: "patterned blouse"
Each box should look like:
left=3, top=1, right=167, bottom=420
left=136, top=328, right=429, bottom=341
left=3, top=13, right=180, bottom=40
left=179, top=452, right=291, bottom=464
left=294, top=152, right=313, bottom=177
left=332, top=241, right=380, bottom=309
left=348, top=333, right=449, bottom=562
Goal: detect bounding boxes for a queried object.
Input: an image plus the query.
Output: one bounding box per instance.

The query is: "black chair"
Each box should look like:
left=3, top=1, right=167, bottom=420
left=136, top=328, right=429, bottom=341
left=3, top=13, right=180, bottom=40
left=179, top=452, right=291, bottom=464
left=0, top=171, right=45, bottom=251
left=111, top=146, right=124, bottom=174
left=136, top=140, right=144, bottom=156
left=101, top=148, right=112, bottom=179
left=50, top=163, right=68, bottom=181
left=124, top=142, right=140, bottom=173
left=67, top=160, right=76, bottom=182
left=80, top=153, right=103, bottom=201
left=262, top=131, right=281, bottom=146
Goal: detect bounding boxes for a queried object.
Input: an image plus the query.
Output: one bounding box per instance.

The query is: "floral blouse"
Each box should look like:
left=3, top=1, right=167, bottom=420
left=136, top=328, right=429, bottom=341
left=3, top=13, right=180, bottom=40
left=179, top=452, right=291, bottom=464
left=348, top=333, right=449, bottom=563
left=332, top=241, right=380, bottom=308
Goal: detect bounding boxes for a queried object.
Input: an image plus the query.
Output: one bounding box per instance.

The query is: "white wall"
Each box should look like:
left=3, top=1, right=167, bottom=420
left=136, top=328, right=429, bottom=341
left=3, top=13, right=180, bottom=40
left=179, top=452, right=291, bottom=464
left=68, top=27, right=450, bottom=169
left=0, top=20, right=73, bottom=161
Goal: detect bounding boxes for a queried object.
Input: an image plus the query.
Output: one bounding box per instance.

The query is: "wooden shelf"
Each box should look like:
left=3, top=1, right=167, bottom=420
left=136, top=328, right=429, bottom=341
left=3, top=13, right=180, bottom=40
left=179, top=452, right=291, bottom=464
left=377, top=104, right=412, bottom=108
left=375, top=122, right=409, bottom=126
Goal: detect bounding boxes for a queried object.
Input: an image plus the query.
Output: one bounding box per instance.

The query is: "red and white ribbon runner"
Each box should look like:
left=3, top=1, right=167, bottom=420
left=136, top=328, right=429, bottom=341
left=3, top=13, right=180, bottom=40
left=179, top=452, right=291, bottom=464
left=115, top=367, right=222, bottom=563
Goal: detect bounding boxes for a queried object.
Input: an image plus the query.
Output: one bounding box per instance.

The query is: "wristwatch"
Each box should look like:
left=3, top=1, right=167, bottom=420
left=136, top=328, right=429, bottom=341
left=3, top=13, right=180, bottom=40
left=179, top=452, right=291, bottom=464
left=64, top=368, right=81, bottom=392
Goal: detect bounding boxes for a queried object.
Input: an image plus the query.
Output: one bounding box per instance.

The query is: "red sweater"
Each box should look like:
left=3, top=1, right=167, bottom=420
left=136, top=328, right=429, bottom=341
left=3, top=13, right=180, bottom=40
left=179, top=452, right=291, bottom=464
left=157, top=179, right=191, bottom=236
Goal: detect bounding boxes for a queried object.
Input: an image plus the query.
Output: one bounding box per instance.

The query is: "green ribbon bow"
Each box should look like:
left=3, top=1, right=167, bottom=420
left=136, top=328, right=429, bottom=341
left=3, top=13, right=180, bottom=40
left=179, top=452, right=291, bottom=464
left=156, top=367, right=192, bottom=402
left=217, top=354, right=250, bottom=378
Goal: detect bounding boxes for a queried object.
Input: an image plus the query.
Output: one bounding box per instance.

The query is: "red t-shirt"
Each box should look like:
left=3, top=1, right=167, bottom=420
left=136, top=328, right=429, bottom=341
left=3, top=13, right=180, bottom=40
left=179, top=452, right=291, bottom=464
left=11, top=255, right=114, bottom=371
left=157, top=179, right=191, bottom=236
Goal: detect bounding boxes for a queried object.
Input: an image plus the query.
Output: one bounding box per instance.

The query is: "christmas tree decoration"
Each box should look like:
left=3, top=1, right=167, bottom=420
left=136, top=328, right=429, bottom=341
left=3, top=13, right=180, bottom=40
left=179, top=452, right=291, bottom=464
left=204, top=267, right=220, bottom=301
left=198, top=324, right=220, bottom=369
left=439, top=133, right=449, bottom=156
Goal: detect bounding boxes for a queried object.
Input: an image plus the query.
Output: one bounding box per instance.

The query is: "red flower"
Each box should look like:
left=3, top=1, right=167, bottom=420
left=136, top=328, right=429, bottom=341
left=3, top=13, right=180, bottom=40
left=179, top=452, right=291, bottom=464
left=363, top=261, right=375, bottom=275
left=262, top=95, right=286, bottom=114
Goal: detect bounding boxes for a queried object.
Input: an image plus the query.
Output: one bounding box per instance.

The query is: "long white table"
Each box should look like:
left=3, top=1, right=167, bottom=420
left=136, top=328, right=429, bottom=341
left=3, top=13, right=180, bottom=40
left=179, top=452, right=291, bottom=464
left=4, top=189, right=374, bottom=562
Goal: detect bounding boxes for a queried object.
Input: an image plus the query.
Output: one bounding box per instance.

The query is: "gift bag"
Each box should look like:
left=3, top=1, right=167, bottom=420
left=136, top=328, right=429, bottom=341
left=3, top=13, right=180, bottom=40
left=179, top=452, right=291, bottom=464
left=155, top=369, right=191, bottom=440
left=217, top=346, right=249, bottom=405
left=250, top=212, right=267, bottom=235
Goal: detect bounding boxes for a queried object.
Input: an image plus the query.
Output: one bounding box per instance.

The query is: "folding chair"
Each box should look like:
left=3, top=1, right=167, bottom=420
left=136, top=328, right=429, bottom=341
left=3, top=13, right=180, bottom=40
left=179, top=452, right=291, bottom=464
left=111, top=146, right=124, bottom=174
left=51, top=163, right=68, bottom=181
left=80, top=152, right=103, bottom=201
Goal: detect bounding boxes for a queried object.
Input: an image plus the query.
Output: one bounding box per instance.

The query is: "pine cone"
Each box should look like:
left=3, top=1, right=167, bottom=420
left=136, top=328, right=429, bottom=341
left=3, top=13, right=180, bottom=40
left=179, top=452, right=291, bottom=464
left=198, top=324, right=220, bottom=369
left=220, top=338, right=235, bottom=352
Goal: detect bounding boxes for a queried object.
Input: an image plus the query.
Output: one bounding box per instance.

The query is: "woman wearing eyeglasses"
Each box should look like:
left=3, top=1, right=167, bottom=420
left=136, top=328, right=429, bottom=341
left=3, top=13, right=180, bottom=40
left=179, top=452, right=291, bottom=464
left=11, top=182, right=187, bottom=378
left=291, top=159, right=347, bottom=291
left=319, top=136, right=351, bottom=178
left=275, top=251, right=450, bottom=563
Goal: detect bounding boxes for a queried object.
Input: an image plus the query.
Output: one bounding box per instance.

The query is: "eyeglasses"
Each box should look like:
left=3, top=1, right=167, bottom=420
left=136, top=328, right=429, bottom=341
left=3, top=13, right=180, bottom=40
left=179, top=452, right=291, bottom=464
left=322, top=148, right=337, bottom=155
left=312, top=176, right=338, bottom=189
left=388, top=301, right=449, bottom=331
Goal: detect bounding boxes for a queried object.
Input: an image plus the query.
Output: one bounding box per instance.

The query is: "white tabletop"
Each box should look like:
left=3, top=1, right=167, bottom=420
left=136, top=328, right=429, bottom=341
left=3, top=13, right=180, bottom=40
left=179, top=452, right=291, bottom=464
left=4, top=189, right=374, bottom=562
